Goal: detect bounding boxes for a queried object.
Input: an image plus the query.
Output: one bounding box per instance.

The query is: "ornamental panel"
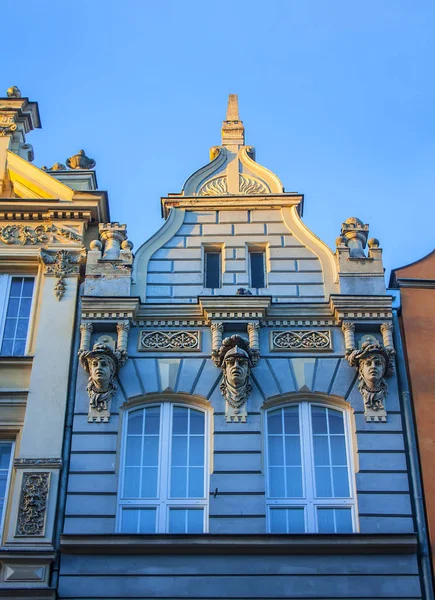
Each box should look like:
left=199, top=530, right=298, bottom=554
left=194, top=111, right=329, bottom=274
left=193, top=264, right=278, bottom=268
left=139, top=330, right=200, bottom=352
left=271, top=330, right=332, bottom=351
left=16, top=472, right=50, bottom=536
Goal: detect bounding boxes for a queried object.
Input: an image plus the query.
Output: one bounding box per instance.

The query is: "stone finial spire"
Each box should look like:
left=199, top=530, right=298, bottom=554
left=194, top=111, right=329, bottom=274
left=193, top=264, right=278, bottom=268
left=221, top=94, right=245, bottom=146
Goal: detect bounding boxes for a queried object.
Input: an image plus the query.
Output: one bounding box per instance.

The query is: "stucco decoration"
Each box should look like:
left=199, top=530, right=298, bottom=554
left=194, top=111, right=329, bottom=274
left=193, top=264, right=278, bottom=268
left=39, top=248, right=86, bottom=300
left=66, top=149, right=96, bottom=170
left=41, top=162, right=67, bottom=171
left=139, top=330, right=200, bottom=351
left=272, top=330, right=331, bottom=350
left=16, top=472, right=50, bottom=536
left=80, top=341, right=125, bottom=423
left=198, top=176, right=228, bottom=196
left=0, top=222, right=81, bottom=246
left=215, top=335, right=256, bottom=423
left=6, top=86, right=21, bottom=98
left=347, top=341, right=395, bottom=422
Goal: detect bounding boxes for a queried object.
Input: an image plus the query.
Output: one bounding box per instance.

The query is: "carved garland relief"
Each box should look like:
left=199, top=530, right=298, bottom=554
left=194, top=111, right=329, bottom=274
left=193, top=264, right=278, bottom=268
left=16, top=472, right=50, bottom=536
left=0, top=223, right=81, bottom=246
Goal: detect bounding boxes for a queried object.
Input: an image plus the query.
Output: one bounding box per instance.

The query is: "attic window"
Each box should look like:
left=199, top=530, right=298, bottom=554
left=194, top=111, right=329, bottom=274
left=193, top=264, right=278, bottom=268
left=204, top=250, right=221, bottom=289
left=249, top=250, right=266, bottom=288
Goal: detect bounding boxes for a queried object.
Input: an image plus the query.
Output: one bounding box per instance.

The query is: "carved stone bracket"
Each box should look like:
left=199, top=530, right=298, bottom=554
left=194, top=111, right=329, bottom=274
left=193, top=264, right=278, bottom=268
left=342, top=322, right=356, bottom=355
left=16, top=472, right=50, bottom=536
left=39, top=248, right=86, bottom=300
left=247, top=322, right=260, bottom=365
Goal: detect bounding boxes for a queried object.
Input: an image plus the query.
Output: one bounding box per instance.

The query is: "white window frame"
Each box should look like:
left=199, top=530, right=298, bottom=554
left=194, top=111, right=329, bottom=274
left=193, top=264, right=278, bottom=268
left=117, top=402, right=210, bottom=533
left=203, top=244, right=223, bottom=289
left=0, top=441, right=15, bottom=539
left=265, top=401, right=358, bottom=533
left=0, top=275, right=36, bottom=357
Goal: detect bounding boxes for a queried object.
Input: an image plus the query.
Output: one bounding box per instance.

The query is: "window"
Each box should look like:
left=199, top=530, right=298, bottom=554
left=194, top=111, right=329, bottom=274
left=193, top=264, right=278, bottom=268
left=118, top=403, right=208, bottom=533
left=0, top=276, right=35, bottom=356
left=249, top=250, right=265, bottom=288
left=266, top=402, right=356, bottom=533
left=0, top=442, right=14, bottom=535
left=204, top=250, right=221, bottom=288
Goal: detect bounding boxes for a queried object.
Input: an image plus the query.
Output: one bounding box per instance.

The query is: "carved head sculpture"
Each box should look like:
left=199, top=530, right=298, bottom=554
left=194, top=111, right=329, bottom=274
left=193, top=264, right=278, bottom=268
left=80, top=342, right=119, bottom=391
left=216, top=335, right=254, bottom=422
left=223, top=345, right=250, bottom=388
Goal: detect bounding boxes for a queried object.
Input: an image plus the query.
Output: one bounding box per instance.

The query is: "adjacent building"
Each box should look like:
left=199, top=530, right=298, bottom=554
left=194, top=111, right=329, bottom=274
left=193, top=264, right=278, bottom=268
left=56, top=95, right=425, bottom=599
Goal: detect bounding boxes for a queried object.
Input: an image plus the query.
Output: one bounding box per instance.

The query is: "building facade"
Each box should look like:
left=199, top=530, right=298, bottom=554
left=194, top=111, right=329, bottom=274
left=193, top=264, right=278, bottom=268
left=55, top=95, right=425, bottom=599
left=0, top=88, right=108, bottom=598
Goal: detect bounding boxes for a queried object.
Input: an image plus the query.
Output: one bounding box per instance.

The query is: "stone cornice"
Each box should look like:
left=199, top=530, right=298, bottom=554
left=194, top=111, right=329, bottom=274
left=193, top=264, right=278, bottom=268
left=81, top=296, right=140, bottom=321
left=60, top=533, right=417, bottom=555
left=199, top=296, right=272, bottom=321
left=330, top=294, right=393, bottom=322
left=391, top=277, right=435, bottom=289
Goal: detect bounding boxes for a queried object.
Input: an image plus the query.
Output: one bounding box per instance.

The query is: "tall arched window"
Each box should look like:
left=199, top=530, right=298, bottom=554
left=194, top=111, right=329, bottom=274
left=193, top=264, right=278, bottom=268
left=265, top=401, right=357, bottom=533
left=118, top=402, right=209, bottom=533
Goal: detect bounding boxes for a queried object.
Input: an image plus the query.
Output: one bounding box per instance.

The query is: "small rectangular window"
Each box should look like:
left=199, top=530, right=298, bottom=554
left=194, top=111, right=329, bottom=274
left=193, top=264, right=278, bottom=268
left=0, top=276, right=35, bottom=357
left=250, top=251, right=265, bottom=288
left=205, top=251, right=221, bottom=288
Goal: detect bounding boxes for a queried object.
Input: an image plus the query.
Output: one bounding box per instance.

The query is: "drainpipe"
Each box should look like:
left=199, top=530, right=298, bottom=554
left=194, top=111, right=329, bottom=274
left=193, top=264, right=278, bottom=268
left=393, top=310, right=434, bottom=600
left=49, top=287, right=82, bottom=590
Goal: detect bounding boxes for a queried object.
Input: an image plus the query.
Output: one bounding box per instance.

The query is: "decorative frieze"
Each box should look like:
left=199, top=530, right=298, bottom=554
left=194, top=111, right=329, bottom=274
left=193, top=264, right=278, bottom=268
left=14, top=458, right=62, bottom=469
left=272, top=330, right=332, bottom=350
left=40, top=248, right=86, bottom=300
left=16, top=472, right=50, bottom=536
left=0, top=222, right=81, bottom=246
left=139, top=330, right=200, bottom=351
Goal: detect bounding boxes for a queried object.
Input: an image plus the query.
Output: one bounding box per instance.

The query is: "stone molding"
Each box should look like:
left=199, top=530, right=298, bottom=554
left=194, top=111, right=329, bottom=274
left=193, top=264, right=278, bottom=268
left=14, top=458, right=62, bottom=469
left=139, top=330, right=200, bottom=351
left=330, top=295, right=393, bottom=321
left=272, top=330, right=332, bottom=351
left=81, top=296, right=139, bottom=321
left=16, top=472, right=50, bottom=536
left=199, top=296, right=271, bottom=321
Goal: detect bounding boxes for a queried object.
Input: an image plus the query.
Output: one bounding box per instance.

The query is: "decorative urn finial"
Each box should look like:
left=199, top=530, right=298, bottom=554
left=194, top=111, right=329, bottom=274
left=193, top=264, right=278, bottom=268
left=66, top=149, right=96, bottom=170
left=6, top=86, right=21, bottom=98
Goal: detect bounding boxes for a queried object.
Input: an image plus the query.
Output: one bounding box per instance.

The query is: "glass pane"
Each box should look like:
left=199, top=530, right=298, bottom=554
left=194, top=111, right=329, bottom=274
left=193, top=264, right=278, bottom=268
left=138, top=508, right=157, bottom=533
left=335, top=508, right=353, bottom=533
left=268, top=410, right=282, bottom=434
left=1, top=339, right=13, bottom=356
left=205, top=252, right=220, bottom=288
left=187, top=509, right=204, bottom=533
left=269, top=467, right=285, bottom=497
left=189, top=436, right=204, bottom=467
left=19, top=298, right=32, bottom=318
left=285, top=436, right=301, bottom=466
left=125, top=436, right=141, bottom=466
left=16, top=318, right=29, bottom=339
left=287, top=508, right=305, bottom=533
left=286, top=467, right=303, bottom=497
left=142, top=437, right=159, bottom=466
left=123, top=466, right=140, bottom=497
left=144, top=406, right=160, bottom=434
left=284, top=407, right=299, bottom=434
left=190, top=410, right=204, bottom=434
left=330, top=437, right=347, bottom=465
left=3, top=318, right=16, bottom=339
left=9, top=278, right=22, bottom=297
left=268, top=437, right=284, bottom=466
left=173, top=407, right=188, bottom=434
left=332, top=467, right=350, bottom=497
left=269, top=508, right=287, bottom=533
left=141, top=467, right=158, bottom=497
left=121, top=508, right=139, bottom=533
left=6, top=298, right=19, bottom=318
left=0, top=445, right=12, bottom=470
left=317, top=508, right=335, bottom=533
left=22, top=279, right=34, bottom=297
left=315, top=466, right=332, bottom=497
left=188, top=467, right=204, bottom=497
left=171, top=466, right=187, bottom=497
left=169, top=509, right=186, bottom=533
left=12, top=339, right=25, bottom=356
left=171, top=436, right=187, bottom=466
left=328, top=409, right=344, bottom=434
left=0, top=472, right=8, bottom=497
left=250, top=252, right=265, bottom=288
left=311, top=406, right=327, bottom=434
left=270, top=508, right=305, bottom=533
left=127, top=411, right=143, bottom=435
left=313, top=436, right=330, bottom=466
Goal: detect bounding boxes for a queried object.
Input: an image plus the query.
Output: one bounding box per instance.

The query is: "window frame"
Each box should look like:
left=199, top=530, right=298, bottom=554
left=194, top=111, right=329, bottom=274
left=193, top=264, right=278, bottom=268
left=0, top=441, right=15, bottom=539
left=117, top=401, right=210, bottom=534
left=265, top=400, right=358, bottom=534
left=203, top=246, right=223, bottom=289
left=249, top=249, right=266, bottom=289
left=0, top=275, right=36, bottom=357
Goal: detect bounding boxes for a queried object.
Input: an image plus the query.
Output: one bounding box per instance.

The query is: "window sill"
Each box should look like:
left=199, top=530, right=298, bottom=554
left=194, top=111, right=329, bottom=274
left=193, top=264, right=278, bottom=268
left=0, top=356, right=33, bottom=364
left=60, top=533, right=417, bottom=555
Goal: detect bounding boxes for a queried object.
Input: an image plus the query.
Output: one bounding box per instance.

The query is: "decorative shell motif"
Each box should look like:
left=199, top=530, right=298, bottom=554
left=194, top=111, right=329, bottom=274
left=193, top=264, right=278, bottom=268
left=198, top=176, right=228, bottom=196
left=239, top=175, right=269, bottom=194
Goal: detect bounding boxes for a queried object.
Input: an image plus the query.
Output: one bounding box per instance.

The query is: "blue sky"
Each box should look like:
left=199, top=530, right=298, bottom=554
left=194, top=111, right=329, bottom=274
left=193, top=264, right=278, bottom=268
left=4, top=1, right=435, bottom=279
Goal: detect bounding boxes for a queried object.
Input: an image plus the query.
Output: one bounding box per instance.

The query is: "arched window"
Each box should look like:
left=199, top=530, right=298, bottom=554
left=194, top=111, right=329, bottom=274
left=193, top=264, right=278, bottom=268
left=265, top=401, right=357, bottom=533
left=118, top=402, right=209, bottom=533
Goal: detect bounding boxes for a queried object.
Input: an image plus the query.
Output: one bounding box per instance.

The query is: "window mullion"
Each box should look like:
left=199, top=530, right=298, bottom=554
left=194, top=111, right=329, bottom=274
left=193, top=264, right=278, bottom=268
left=159, top=403, right=171, bottom=531
left=304, top=403, right=316, bottom=532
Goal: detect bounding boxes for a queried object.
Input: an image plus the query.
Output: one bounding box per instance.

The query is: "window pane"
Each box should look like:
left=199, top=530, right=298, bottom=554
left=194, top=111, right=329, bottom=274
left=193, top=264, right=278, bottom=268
left=268, top=410, right=282, bottom=434
left=0, top=445, right=12, bottom=470
left=188, top=467, right=204, bottom=497
left=141, top=467, right=158, bottom=497
left=121, top=508, right=139, bottom=533
left=144, top=407, right=160, bottom=434
left=9, top=279, right=22, bottom=297
left=172, top=407, right=188, bottom=434
left=22, top=279, right=34, bottom=297
left=190, top=410, right=204, bottom=434
left=270, top=508, right=305, bottom=533
left=205, top=252, right=221, bottom=288
left=334, top=508, right=353, bottom=532
left=269, top=508, right=287, bottom=532
left=317, top=508, right=335, bottom=533
left=311, top=406, right=328, bottom=434
left=125, top=436, right=141, bottom=466
left=142, top=437, right=159, bottom=466
left=12, top=339, right=25, bottom=356
left=286, top=467, right=303, bottom=497
left=19, top=298, right=32, bottom=318
left=127, top=411, right=143, bottom=435
left=171, top=436, right=187, bottom=466
left=189, top=436, right=204, bottom=467
left=328, top=409, right=344, bottom=434
left=123, top=466, right=140, bottom=497
left=3, top=318, right=16, bottom=339
left=269, top=467, right=285, bottom=497
left=0, top=472, right=8, bottom=497
left=315, top=466, right=333, bottom=497
left=313, top=436, right=330, bottom=466
left=330, top=437, right=347, bottom=465
left=285, top=436, right=301, bottom=466
left=284, top=407, right=299, bottom=434
left=250, top=252, right=265, bottom=288
left=171, top=466, right=187, bottom=497
left=317, top=507, right=353, bottom=533
left=268, top=436, right=284, bottom=466
left=332, top=467, right=350, bottom=497
left=0, top=339, right=13, bottom=356
left=139, top=508, right=157, bottom=533
left=187, top=509, right=204, bottom=533
left=6, top=298, right=19, bottom=318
